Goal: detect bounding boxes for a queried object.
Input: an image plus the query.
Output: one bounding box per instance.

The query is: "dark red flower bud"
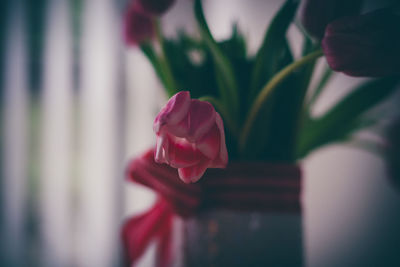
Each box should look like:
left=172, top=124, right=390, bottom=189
left=299, top=0, right=363, bottom=39
left=386, top=118, right=400, bottom=191
left=322, top=9, right=400, bottom=77
left=123, top=5, right=155, bottom=46
left=136, top=0, right=175, bottom=16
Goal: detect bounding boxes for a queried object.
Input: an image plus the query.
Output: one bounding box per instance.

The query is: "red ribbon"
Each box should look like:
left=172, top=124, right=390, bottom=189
left=122, top=148, right=302, bottom=266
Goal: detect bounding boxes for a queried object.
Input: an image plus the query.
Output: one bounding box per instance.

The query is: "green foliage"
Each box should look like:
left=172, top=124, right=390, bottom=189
left=139, top=0, right=400, bottom=162
left=249, top=0, right=299, bottom=104
left=297, top=77, right=400, bottom=158
left=194, top=0, right=241, bottom=118
left=163, top=34, right=218, bottom=98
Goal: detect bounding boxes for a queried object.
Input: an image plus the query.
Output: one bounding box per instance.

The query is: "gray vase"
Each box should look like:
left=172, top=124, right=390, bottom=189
left=183, top=210, right=303, bottom=267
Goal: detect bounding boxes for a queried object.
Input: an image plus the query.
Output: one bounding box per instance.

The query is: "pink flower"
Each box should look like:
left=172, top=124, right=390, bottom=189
left=322, top=9, right=400, bottom=77
left=123, top=4, right=154, bottom=46
left=299, top=0, right=363, bottom=39
left=153, top=91, right=228, bottom=183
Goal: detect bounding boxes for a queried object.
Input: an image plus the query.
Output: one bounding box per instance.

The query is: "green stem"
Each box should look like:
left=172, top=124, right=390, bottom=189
left=154, top=19, right=178, bottom=96
left=140, top=42, right=170, bottom=89
left=291, top=47, right=319, bottom=160
left=198, top=95, right=238, bottom=137
left=239, top=49, right=324, bottom=151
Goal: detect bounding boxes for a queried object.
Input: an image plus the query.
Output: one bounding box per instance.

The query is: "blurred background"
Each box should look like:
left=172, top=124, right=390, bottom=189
left=1, top=0, right=400, bottom=266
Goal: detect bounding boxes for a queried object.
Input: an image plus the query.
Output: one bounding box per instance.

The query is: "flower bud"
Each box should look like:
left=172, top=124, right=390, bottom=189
left=136, top=0, right=175, bottom=16
left=123, top=5, right=154, bottom=46
left=299, top=0, right=363, bottom=39
left=322, top=9, right=400, bottom=77
left=154, top=91, right=228, bottom=183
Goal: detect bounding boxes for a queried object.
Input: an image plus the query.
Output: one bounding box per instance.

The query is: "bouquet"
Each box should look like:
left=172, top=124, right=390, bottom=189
left=122, top=0, right=400, bottom=265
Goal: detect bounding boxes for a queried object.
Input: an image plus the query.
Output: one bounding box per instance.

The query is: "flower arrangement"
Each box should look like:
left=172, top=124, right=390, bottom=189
left=123, top=0, right=399, bottom=180
left=122, top=0, right=400, bottom=265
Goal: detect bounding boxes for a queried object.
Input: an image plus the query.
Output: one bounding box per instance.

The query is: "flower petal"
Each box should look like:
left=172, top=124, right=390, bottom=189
left=167, top=135, right=202, bottom=168
left=186, top=99, right=216, bottom=142
left=178, top=159, right=212, bottom=183
left=154, top=91, right=191, bottom=134
left=164, top=116, right=189, bottom=138
left=322, top=9, right=400, bottom=77
left=299, top=0, right=362, bottom=39
left=196, top=124, right=220, bottom=160
left=155, top=133, right=169, bottom=164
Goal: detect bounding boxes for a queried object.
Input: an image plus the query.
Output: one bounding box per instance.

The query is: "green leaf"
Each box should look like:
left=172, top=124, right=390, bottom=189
left=240, top=49, right=323, bottom=160
left=217, top=24, right=253, bottom=126
left=162, top=34, right=219, bottom=99
left=242, top=41, right=296, bottom=160
left=140, top=42, right=167, bottom=89
left=249, top=0, right=299, bottom=103
left=194, top=0, right=239, bottom=115
left=153, top=20, right=179, bottom=96
left=242, top=72, right=298, bottom=160
left=218, top=23, right=247, bottom=60
left=297, top=77, right=400, bottom=158
left=285, top=40, right=320, bottom=160
left=243, top=42, right=316, bottom=162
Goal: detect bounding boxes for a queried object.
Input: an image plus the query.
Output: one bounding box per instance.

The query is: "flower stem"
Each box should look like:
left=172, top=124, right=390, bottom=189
left=239, top=49, right=324, bottom=151
left=154, top=19, right=178, bottom=96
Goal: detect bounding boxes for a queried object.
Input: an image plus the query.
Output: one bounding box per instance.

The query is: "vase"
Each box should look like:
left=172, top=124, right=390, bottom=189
left=182, top=162, right=303, bottom=267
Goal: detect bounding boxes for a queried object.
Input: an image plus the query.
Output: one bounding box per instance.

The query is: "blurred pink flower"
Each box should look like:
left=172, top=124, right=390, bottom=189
left=322, top=9, right=400, bottom=77
left=153, top=91, right=228, bottom=183
left=299, top=0, right=363, bottom=39
left=123, top=4, right=154, bottom=46
left=136, top=0, right=175, bottom=16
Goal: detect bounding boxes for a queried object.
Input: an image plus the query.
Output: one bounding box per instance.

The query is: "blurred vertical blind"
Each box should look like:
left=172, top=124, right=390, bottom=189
left=1, top=0, right=126, bottom=266
left=2, top=2, right=29, bottom=266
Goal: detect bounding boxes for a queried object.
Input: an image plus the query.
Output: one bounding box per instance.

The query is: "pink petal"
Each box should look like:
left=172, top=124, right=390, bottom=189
left=154, top=91, right=191, bottom=134
left=164, top=116, right=189, bottom=138
left=155, top=133, right=169, bottom=164
left=186, top=100, right=216, bottom=142
left=178, top=159, right=212, bottom=183
left=210, top=112, right=228, bottom=168
left=167, top=135, right=202, bottom=168
left=196, top=124, right=220, bottom=160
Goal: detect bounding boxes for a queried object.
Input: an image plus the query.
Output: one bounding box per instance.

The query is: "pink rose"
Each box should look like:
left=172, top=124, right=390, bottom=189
left=153, top=91, right=228, bottom=183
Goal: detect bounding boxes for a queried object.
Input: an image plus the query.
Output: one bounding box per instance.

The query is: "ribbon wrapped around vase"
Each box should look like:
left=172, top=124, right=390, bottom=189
left=122, top=148, right=302, bottom=267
